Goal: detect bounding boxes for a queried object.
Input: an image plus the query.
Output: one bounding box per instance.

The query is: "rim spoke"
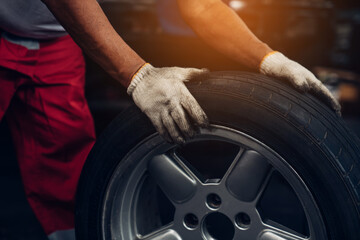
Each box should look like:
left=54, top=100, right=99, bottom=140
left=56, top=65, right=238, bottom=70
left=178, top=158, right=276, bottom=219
left=171, top=152, right=203, bottom=183
left=253, top=168, right=274, bottom=204
left=259, top=223, right=308, bottom=240
left=148, top=154, right=197, bottom=204
left=225, top=150, right=271, bottom=202
left=141, top=224, right=181, bottom=240
left=222, top=148, right=245, bottom=181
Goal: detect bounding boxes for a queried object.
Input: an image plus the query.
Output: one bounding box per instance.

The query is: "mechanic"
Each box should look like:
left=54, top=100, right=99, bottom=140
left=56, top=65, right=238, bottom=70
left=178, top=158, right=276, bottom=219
left=0, top=0, right=340, bottom=239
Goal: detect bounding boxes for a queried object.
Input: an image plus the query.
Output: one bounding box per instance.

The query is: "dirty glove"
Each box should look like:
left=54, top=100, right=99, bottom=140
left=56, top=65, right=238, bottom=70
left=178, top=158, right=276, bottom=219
left=127, top=63, right=209, bottom=144
left=260, top=51, right=341, bottom=115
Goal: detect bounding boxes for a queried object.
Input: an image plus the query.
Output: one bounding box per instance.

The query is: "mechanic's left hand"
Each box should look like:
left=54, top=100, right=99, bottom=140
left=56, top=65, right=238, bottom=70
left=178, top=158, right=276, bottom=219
left=260, top=51, right=341, bottom=116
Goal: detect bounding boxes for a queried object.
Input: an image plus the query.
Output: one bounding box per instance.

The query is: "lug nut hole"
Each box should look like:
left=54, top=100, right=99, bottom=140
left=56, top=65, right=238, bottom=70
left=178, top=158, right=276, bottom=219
left=206, top=193, right=222, bottom=209
left=235, top=212, right=251, bottom=229
left=184, top=213, right=199, bottom=229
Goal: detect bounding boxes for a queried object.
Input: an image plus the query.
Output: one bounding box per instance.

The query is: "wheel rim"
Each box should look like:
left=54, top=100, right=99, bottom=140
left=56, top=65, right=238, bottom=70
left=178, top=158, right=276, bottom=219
left=102, top=125, right=327, bottom=240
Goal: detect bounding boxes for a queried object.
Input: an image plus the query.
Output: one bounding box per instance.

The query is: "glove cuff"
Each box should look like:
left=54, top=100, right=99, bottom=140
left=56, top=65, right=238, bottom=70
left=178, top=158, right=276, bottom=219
left=259, top=51, right=288, bottom=74
left=127, top=63, right=153, bottom=95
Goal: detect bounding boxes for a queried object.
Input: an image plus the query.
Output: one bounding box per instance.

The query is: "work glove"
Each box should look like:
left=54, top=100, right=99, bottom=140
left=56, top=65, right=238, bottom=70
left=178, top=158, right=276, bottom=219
left=127, top=63, right=209, bottom=144
left=260, top=51, right=341, bottom=116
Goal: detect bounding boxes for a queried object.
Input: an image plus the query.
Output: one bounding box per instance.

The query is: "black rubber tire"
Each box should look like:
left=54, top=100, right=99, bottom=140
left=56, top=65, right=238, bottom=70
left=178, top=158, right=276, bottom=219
left=75, top=72, right=360, bottom=240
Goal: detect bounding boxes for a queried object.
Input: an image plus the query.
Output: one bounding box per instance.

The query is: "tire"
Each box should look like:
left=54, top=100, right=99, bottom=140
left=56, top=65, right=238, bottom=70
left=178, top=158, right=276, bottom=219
left=75, top=72, right=360, bottom=240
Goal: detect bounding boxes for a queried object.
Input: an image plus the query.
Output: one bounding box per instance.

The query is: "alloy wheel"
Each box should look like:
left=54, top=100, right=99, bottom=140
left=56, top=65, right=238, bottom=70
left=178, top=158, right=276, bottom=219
left=102, top=125, right=327, bottom=240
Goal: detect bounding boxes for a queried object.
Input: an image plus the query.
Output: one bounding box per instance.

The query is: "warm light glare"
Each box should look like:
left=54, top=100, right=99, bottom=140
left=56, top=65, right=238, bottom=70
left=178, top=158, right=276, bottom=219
left=229, top=0, right=246, bottom=11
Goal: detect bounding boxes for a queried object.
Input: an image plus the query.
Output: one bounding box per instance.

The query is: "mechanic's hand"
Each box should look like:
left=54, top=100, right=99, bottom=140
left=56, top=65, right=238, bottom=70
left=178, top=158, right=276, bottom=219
left=127, top=63, right=209, bottom=144
left=260, top=51, right=341, bottom=116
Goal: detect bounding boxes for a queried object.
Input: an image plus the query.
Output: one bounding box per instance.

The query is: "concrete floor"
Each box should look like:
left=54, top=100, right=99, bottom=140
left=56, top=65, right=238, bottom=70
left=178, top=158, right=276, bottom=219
left=0, top=117, right=360, bottom=240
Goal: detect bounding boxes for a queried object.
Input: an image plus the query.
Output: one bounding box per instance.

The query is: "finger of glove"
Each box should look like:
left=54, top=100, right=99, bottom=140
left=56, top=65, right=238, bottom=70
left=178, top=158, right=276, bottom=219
left=286, top=73, right=310, bottom=92
left=174, top=67, right=209, bottom=82
left=149, top=114, right=172, bottom=143
left=308, top=77, right=341, bottom=116
left=180, top=87, right=209, bottom=128
left=277, top=62, right=310, bottom=91
left=170, top=104, right=196, bottom=139
left=161, top=112, right=186, bottom=144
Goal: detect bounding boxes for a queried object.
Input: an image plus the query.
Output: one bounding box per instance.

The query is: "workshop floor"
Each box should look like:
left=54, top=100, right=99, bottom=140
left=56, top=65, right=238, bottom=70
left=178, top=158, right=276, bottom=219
left=0, top=117, right=360, bottom=240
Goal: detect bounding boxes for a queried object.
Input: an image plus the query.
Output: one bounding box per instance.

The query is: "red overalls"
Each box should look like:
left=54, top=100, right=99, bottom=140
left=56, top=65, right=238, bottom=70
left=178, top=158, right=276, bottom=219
left=0, top=33, right=96, bottom=236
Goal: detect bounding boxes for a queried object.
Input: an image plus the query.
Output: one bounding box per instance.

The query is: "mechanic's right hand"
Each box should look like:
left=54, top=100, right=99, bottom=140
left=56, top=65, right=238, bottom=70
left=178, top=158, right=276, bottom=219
left=127, top=63, right=209, bottom=144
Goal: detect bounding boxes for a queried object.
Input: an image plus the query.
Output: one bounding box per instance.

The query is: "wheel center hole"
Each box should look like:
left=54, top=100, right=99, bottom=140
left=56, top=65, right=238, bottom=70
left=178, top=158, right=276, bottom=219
left=206, top=193, right=222, bottom=209
left=203, top=212, right=234, bottom=240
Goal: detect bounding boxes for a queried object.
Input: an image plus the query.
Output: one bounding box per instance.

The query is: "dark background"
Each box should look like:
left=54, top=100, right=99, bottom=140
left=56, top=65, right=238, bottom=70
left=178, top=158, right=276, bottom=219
left=1, top=0, right=360, bottom=239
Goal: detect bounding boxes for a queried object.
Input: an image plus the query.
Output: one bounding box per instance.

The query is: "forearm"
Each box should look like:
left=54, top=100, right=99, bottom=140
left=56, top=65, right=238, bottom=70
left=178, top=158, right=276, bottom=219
left=178, top=0, right=272, bottom=70
left=42, top=0, right=145, bottom=87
